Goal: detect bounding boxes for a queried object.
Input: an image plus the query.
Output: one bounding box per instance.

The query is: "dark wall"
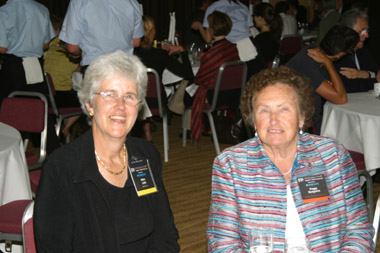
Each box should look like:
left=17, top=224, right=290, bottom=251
left=368, top=0, right=380, bottom=64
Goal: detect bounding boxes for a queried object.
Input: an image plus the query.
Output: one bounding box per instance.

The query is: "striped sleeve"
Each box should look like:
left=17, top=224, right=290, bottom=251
left=339, top=148, right=375, bottom=252
left=207, top=154, right=248, bottom=252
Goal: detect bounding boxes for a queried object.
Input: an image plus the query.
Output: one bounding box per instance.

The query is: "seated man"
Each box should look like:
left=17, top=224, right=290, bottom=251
left=316, top=0, right=341, bottom=44
left=334, top=10, right=380, bottom=93
left=286, top=25, right=359, bottom=134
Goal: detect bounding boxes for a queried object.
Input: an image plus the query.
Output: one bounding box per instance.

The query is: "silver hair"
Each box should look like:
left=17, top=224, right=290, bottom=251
left=78, top=50, right=148, bottom=117
left=321, top=0, right=335, bottom=10
left=339, top=10, right=368, bottom=29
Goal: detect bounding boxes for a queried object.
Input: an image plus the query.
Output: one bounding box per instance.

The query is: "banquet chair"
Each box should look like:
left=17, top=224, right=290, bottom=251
left=0, top=199, right=33, bottom=252
left=0, top=91, right=48, bottom=195
left=373, top=194, right=380, bottom=245
left=45, top=72, right=83, bottom=140
left=147, top=68, right=169, bottom=162
left=182, top=61, right=247, bottom=154
left=1, top=91, right=48, bottom=172
left=22, top=201, right=35, bottom=253
left=272, top=34, right=303, bottom=68
left=349, top=150, right=374, bottom=223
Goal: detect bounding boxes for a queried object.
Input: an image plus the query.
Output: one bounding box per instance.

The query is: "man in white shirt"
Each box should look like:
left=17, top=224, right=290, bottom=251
left=275, top=1, right=298, bottom=37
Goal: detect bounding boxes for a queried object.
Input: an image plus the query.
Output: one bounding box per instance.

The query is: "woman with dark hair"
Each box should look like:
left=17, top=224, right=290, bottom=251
left=253, top=2, right=283, bottom=66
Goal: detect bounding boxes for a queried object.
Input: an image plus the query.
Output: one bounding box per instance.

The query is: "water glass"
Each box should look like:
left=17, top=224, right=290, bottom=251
left=285, top=237, right=311, bottom=253
left=249, top=228, right=273, bottom=253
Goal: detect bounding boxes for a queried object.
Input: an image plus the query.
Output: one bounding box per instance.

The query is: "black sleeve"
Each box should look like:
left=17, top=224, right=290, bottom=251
left=139, top=141, right=180, bottom=252
left=34, top=157, right=75, bottom=252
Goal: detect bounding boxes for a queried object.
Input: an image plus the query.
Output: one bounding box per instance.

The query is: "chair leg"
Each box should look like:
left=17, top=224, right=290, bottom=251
left=182, top=109, right=188, bottom=147
left=358, top=170, right=374, bottom=223
left=207, top=111, right=220, bottom=155
left=163, top=113, right=169, bottom=163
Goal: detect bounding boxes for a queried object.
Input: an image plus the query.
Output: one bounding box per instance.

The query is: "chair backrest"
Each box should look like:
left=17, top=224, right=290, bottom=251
left=146, top=68, right=164, bottom=117
left=0, top=91, right=48, bottom=165
left=209, top=61, right=247, bottom=111
left=272, top=35, right=303, bottom=68
left=280, top=34, right=303, bottom=55
left=22, top=201, right=35, bottom=253
left=373, top=194, right=380, bottom=246
left=44, top=72, right=59, bottom=117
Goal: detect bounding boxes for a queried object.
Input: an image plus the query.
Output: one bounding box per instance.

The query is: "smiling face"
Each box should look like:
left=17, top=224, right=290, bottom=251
left=253, top=83, right=304, bottom=150
left=352, top=17, right=369, bottom=49
left=85, top=74, right=139, bottom=142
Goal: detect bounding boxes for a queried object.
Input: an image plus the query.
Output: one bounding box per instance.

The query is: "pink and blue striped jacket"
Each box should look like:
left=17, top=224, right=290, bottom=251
left=207, top=133, right=374, bottom=252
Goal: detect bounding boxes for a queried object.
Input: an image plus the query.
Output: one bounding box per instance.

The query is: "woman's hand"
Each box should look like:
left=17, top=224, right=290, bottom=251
left=307, top=48, right=330, bottom=65
left=161, top=45, right=184, bottom=55
left=339, top=67, right=369, bottom=79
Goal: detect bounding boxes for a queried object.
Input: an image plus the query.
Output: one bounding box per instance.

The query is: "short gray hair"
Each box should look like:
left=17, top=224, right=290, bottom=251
left=78, top=50, right=148, bottom=116
left=339, top=10, right=368, bottom=29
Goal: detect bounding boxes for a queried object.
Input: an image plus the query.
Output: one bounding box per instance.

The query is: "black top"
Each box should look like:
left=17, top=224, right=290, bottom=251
left=254, top=31, right=280, bottom=66
left=286, top=47, right=329, bottom=134
left=34, top=129, right=180, bottom=252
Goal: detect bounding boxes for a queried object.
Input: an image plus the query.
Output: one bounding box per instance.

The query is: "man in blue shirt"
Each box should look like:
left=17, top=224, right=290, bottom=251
left=59, top=0, right=144, bottom=70
left=0, top=0, right=55, bottom=103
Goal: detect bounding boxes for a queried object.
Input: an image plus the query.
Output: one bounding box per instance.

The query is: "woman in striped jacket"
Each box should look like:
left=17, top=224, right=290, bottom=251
left=207, top=66, right=374, bottom=252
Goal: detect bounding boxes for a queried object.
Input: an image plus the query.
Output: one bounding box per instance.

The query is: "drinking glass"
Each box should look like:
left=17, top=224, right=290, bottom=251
left=285, top=237, right=311, bottom=253
left=249, top=228, right=273, bottom=253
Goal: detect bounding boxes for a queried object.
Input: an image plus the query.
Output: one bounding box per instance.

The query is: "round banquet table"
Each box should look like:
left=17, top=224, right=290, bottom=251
left=0, top=122, right=32, bottom=205
left=321, top=92, right=380, bottom=172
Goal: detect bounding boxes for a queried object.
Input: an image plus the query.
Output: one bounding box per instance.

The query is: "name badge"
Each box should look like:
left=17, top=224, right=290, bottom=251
left=297, top=174, right=331, bottom=204
left=128, top=157, right=158, bottom=197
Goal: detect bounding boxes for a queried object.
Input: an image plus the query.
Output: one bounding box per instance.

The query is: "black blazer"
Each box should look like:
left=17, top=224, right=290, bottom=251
left=34, top=129, right=179, bottom=252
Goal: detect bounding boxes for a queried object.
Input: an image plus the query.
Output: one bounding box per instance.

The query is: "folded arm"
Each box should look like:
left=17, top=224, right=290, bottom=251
left=308, top=48, right=347, bottom=104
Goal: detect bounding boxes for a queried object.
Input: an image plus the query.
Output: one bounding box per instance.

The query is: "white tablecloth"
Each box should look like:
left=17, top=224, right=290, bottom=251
left=0, top=122, right=32, bottom=205
left=320, top=92, right=380, bottom=172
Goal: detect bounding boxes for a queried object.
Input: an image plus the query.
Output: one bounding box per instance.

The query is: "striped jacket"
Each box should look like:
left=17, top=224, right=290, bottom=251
left=207, top=133, right=374, bottom=252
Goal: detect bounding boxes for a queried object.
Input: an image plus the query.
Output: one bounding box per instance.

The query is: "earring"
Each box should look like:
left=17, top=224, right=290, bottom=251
left=89, top=111, right=94, bottom=117
left=299, top=128, right=303, bottom=135
left=254, top=127, right=258, bottom=137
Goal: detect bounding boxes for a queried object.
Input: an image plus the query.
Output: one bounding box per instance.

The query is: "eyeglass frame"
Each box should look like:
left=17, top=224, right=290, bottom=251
left=94, top=91, right=140, bottom=106
left=360, top=29, right=369, bottom=36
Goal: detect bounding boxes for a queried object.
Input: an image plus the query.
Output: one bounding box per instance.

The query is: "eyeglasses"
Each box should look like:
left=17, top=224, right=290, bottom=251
left=95, top=91, right=140, bottom=106
left=360, top=29, right=369, bottom=36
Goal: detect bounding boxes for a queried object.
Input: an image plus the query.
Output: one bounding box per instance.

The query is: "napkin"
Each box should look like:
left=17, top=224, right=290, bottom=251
left=236, top=37, right=258, bottom=62
left=22, top=57, right=44, bottom=84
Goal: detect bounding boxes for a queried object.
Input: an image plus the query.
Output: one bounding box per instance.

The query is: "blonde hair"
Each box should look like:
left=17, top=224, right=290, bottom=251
left=141, top=15, right=155, bottom=49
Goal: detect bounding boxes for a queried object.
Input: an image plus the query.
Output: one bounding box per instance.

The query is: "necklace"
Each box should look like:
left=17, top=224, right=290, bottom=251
left=282, top=168, right=292, bottom=175
left=94, top=144, right=126, bottom=175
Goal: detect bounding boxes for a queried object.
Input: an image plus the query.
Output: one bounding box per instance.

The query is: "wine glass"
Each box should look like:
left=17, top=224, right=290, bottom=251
left=285, top=237, right=311, bottom=253
left=249, top=228, right=273, bottom=253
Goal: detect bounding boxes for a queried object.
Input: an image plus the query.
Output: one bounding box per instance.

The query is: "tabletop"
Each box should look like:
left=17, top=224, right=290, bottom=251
left=0, top=122, right=32, bottom=205
left=320, top=92, right=380, bottom=172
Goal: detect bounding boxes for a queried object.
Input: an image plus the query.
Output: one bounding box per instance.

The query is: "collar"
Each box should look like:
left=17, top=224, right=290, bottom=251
left=73, top=129, right=134, bottom=187
left=246, top=133, right=324, bottom=170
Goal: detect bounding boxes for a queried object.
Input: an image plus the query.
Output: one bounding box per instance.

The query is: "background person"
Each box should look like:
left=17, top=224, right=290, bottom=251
left=34, top=51, right=180, bottom=252
left=59, top=0, right=144, bottom=72
left=286, top=25, right=359, bottom=134
left=253, top=2, right=283, bottom=66
left=334, top=10, right=380, bottom=92
left=207, top=66, right=374, bottom=252
left=134, top=15, right=194, bottom=141
left=188, top=11, right=239, bottom=141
